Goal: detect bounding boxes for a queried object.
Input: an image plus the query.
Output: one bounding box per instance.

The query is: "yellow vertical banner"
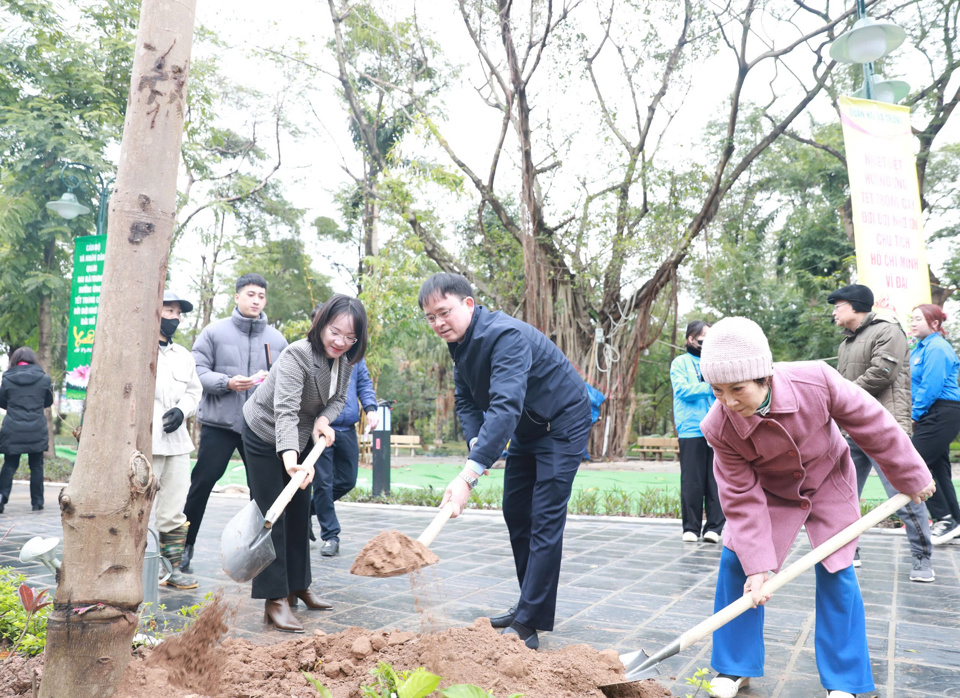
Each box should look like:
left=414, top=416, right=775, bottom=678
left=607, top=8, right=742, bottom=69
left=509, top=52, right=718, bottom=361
left=840, top=96, right=930, bottom=326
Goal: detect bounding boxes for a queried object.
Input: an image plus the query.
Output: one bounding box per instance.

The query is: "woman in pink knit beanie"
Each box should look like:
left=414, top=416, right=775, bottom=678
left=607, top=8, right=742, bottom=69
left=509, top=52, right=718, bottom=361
left=696, top=317, right=935, bottom=698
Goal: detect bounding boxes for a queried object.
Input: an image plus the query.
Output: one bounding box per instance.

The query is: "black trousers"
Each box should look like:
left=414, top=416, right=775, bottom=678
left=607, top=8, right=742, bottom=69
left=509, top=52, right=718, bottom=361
left=183, top=424, right=247, bottom=546
left=311, top=428, right=359, bottom=541
left=912, top=400, right=960, bottom=522
left=678, top=437, right=725, bottom=536
left=242, top=423, right=312, bottom=600
left=502, top=407, right=591, bottom=632
left=0, top=452, right=44, bottom=507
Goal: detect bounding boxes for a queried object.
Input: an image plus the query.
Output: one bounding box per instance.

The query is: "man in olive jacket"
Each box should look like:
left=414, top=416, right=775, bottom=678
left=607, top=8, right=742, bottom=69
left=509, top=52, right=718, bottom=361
left=829, top=283, right=934, bottom=582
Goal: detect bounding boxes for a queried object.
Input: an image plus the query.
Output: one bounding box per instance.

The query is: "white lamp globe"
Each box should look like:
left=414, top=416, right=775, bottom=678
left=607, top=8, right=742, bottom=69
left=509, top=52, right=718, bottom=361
left=846, top=25, right=889, bottom=63
left=45, top=192, right=91, bottom=220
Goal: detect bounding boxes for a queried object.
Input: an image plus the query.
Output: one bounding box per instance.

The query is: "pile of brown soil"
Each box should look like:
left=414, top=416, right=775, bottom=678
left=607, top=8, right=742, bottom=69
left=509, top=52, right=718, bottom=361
left=113, top=618, right=668, bottom=697
left=0, top=652, right=42, bottom=695
left=350, top=529, right=439, bottom=577
left=1, top=601, right=671, bottom=698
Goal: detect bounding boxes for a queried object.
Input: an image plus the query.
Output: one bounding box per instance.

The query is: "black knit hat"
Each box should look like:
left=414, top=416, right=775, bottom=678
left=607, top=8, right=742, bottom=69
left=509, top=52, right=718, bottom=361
left=827, top=284, right=874, bottom=313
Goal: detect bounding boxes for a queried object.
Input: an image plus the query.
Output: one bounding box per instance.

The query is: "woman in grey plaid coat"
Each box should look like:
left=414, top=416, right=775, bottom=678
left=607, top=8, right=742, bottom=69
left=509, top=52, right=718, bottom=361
left=242, top=294, right=368, bottom=632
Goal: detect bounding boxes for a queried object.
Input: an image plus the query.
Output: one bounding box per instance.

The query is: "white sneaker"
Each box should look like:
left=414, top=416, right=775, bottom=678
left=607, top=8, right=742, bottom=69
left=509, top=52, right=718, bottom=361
left=708, top=676, right=749, bottom=697
left=826, top=691, right=855, bottom=698
left=930, top=517, right=960, bottom=545
left=703, top=531, right=721, bottom=544
left=682, top=531, right=699, bottom=542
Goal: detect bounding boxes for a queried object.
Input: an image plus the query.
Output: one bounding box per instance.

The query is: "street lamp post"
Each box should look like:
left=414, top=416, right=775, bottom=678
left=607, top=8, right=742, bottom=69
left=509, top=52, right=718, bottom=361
left=829, top=0, right=909, bottom=103
left=45, top=162, right=114, bottom=235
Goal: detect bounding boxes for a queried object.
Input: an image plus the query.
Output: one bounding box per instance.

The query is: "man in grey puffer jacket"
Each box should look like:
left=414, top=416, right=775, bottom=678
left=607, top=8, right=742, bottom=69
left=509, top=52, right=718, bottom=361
left=829, top=283, right=934, bottom=582
left=180, top=273, right=288, bottom=572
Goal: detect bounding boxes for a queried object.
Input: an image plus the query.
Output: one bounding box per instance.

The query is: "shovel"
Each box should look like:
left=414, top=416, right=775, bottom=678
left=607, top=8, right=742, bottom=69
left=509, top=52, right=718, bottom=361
left=605, top=492, right=911, bottom=689
left=221, top=441, right=326, bottom=582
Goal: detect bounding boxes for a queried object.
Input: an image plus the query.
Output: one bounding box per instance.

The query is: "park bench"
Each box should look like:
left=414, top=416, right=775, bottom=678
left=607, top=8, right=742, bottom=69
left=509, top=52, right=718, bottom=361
left=634, top=436, right=680, bottom=460
left=358, top=433, right=422, bottom=462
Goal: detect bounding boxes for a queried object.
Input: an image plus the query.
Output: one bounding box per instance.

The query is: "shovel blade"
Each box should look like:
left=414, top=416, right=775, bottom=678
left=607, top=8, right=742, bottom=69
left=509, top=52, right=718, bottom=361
left=598, top=650, right=661, bottom=697
left=621, top=647, right=662, bottom=681
left=220, top=500, right=276, bottom=582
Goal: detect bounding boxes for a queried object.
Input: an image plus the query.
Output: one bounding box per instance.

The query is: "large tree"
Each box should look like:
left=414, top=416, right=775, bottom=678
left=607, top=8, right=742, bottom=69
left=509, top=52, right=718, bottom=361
left=39, top=0, right=197, bottom=694
left=390, top=0, right=863, bottom=456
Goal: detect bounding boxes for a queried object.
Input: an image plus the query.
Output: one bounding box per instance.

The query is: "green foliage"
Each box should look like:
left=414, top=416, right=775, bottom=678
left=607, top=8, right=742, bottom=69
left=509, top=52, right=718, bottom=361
left=0, top=0, right=137, bottom=362
left=359, top=662, right=441, bottom=698
left=341, top=483, right=680, bottom=518
left=0, top=569, right=50, bottom=657
left=302, top=659, right=523, bottom=698
left=228, top=236, right=333, bottom=336
left=684, top=667, right=713, bottom=697
left=302, top=671, right=334, bottom=697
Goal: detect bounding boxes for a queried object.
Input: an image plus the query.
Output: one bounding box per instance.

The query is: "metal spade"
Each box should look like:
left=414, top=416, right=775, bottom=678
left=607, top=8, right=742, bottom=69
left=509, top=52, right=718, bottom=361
left=221, top=440, right=326, bottom=582
left=600, top=492, right=912, bottom=692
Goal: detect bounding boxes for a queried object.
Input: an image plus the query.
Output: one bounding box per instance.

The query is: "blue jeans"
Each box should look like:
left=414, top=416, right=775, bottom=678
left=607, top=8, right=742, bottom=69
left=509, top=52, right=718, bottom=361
left=847, top=437, right=932, bottom=559
left=711, top=547, right=874, bottom=694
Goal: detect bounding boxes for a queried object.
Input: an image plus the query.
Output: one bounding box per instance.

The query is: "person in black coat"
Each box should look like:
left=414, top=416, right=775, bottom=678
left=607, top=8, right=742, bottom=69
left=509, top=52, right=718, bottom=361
left=419, top=273, right=592, bottom=650
left=0, top=347, right=54, bottom=512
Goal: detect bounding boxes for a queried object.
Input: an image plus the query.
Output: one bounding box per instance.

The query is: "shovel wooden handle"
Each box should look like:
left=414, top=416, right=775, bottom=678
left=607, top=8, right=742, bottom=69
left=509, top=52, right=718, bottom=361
left=263, top=441, right=326, bottom=526
left=674, top=492, right=911, bottom=653
left=417, top=503, right=455, bottom=547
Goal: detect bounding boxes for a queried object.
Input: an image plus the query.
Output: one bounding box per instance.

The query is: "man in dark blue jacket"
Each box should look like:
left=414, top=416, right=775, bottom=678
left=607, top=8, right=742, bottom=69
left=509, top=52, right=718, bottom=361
left=419, top=272, right=591, bottom=650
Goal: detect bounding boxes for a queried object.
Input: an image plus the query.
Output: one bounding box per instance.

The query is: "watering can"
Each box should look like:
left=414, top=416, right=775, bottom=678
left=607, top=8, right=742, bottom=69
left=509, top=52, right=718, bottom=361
left=142, top=527, right=173, bottom=608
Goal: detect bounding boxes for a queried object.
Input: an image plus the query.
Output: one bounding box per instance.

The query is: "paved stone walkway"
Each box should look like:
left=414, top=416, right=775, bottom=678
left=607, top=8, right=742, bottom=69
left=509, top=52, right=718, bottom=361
left=2, top=481, right=959, bottom=697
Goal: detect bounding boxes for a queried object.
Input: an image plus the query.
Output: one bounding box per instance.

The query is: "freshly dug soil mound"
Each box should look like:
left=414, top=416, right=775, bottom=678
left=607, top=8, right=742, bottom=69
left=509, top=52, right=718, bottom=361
left=350, top=529, right=439, bottom=577
left=0, top=652, right=42, bottom=696
left=1, top=600, right=671, bottom=698
left=113, top=618, right=668, bottom=697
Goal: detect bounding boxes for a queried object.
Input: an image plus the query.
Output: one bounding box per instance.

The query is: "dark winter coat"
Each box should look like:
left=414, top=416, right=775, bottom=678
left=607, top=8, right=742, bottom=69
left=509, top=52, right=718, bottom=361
left=0, top=364, right=53, bottom=455
left=450, top=306, right=590, bottom=468
left=836, top=311, right=912, bottom=433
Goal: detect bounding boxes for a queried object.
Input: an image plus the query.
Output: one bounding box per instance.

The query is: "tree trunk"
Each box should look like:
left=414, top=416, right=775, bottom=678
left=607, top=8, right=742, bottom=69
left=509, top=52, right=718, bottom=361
left=40, top=2, right=197, bottom=696
left=37, top=242, right=56, bottom=458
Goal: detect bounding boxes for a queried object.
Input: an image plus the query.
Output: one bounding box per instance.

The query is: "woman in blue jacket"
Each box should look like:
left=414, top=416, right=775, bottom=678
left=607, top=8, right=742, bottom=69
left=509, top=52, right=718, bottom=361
left=670, top=320, right=724, bottom=543
left=909, top=304, right=960, bottom=545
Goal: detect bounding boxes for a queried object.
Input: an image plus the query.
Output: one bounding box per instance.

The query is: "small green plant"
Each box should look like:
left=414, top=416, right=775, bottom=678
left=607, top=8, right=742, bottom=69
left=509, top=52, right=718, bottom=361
left=302, top=660, right=525, bottom=698
left=0, top=568, right=51, bottom=657
left=684, top=667, right=713, bottom=697
left=569, top=487, right=602, bottom=515
left=2, top=582, right=51, bottom=660
left=177, top=591, right=215, bottom=621
left=360, top=662, right=441, bottom=698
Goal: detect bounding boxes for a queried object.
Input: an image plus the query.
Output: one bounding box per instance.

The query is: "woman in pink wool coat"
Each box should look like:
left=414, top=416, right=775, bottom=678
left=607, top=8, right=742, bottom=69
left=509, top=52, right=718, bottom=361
left=696, top=317, right=935, bottom=698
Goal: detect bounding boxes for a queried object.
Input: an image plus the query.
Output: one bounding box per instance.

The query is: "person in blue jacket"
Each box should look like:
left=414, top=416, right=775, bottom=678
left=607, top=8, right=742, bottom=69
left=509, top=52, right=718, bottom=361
left=309, top=304, right=379, bottom=557
left=909, top=303, right=960, bottom=545
left=670, top=320, right=724, bottom=543
left=419, top=272, right=591, bottom=651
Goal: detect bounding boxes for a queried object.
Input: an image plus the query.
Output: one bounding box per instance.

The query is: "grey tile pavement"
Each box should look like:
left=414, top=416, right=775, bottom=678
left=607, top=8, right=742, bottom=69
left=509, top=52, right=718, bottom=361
left=2, top=481, right=960, bottom=697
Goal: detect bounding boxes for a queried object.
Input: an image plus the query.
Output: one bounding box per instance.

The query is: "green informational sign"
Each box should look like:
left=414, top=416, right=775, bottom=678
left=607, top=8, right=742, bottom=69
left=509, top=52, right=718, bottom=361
left=65, top=235, right=106, bottom=399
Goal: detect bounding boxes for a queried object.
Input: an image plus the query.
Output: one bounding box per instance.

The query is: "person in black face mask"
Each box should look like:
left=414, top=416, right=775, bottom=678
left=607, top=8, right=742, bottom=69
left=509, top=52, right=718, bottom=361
left=153, top=290, right=203, bottom=589
left=670, top=319, right=725, bottom=544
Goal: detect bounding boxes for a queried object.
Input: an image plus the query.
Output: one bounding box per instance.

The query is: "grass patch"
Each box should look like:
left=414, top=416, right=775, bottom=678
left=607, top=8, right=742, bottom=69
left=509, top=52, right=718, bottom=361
left=342, top=483, right=683, bottom=517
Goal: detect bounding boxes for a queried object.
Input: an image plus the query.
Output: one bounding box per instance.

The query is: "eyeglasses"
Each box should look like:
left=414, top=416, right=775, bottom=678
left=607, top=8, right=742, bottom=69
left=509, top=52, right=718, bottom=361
left=422, top=301, right=463, bottom=325
left=327, top=327, right=358, bottom=345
